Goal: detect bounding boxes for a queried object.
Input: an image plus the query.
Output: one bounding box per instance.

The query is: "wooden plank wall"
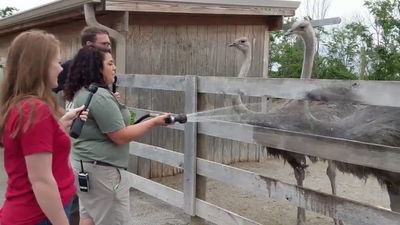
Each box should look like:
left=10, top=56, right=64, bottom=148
left=126, top=14, right=268, bottom=178
left=47, top=20, right=88, bottom=106
left=0, top=20, right=86, bottom=105
left=0, top=13, right=125, bottom=104
left=0, top=35, right=14, bottom=59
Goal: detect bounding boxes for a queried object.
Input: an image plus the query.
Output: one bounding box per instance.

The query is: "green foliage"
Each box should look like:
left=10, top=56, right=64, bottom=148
left=317, top=22, right=372, bottom=80
left=364, top=0, right=400, bottom=80
left=0, top=6, right=18, bottom=18
left=269, top=0, right=400, bottom=81
left=316, top=58, right=358, bottom=80
left=269, top=17, right=305, bottom=79
left=269, top=30, right=304, bottom=78
left=130, top=112, right=137, bottom=125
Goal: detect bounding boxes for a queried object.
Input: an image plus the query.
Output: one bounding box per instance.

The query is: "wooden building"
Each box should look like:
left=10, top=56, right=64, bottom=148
left=0, top=0, right=300, bottom=177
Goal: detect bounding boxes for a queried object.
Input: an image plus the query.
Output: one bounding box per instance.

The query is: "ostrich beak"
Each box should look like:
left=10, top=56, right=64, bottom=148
left=284, top=29, right=293, bottom=37
left=228, top=42, right=237, bottom=47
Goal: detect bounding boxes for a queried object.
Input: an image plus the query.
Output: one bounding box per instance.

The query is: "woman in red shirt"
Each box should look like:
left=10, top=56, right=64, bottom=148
left=0, top=30, right=87, bottom=225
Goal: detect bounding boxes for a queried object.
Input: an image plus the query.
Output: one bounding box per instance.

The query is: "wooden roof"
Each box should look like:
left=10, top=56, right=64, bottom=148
left=0, top=0, right=300, bottom=35
left=0, top=0, right=100, bottom=35
left=106, top=0, right=300, bottom=16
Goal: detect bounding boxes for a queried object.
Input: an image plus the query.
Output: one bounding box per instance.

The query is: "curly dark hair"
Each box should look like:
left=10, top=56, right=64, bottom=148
left=64, top=46, right=111, bottom=101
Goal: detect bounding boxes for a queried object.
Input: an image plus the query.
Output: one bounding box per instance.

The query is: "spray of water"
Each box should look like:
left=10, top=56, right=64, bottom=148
left=185, top=98, right=400, bottom=147
left=186, top=103, right=262, bottom=123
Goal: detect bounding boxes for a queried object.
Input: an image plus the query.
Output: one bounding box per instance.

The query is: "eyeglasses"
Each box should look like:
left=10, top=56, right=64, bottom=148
left=96, top=42, right=111, bottom=48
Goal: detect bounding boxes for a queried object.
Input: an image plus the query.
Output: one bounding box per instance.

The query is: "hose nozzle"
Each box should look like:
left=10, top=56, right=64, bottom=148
left=165, top=114, right=187, bottom=124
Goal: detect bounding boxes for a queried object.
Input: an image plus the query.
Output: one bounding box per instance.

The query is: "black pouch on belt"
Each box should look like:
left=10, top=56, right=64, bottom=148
left=78, top=160, right=90, bottom=192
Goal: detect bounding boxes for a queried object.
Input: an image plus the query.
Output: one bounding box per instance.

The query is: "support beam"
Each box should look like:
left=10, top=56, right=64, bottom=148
left=183, top=76, right=198, bottom=216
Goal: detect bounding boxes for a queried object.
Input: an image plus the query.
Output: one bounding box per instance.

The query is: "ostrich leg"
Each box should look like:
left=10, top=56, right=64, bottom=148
left=327, top=160, right=344, bottom=225
left=288, top=157, right=307, bottom=225
left=294, top=166, right=306, bottom=225
left=387, top=183, right=400, bottom=212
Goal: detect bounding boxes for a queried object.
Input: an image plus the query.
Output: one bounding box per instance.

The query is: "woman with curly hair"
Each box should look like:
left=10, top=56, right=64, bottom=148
left=0, top=30, right=87, bottom=225
left=64, top=46, right=170, bottom=225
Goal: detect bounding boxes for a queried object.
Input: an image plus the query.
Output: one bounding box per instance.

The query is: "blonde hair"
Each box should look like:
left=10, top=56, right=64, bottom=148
left=0, top=30, right=62, bottom=140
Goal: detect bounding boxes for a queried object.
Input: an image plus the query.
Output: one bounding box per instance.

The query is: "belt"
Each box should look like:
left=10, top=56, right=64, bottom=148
left=83, top=160, right=127, bottom=170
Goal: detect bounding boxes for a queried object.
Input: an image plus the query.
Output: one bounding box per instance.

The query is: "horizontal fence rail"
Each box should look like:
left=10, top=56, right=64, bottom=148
left=129, top=107, right=400, bottom=174
left=118, top=74, right=400, bottom=107
left=129, top=142, right=400, bottom=225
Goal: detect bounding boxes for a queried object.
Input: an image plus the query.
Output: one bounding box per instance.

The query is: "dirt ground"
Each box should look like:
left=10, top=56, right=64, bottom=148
left=1, top=151, right=390, bottom=225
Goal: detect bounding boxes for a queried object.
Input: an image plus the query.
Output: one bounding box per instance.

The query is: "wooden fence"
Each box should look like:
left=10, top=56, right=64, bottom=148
left=118, top=74, right=400, bottom=225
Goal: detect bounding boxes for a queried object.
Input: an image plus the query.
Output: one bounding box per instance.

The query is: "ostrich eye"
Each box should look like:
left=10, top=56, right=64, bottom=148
left=300, top=26, right=306, bottom=29
left=240, top=40, right=245, bottom=43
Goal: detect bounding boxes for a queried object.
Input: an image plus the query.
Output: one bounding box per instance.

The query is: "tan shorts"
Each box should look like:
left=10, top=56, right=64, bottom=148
left=72, top=160, right=132, bottom=225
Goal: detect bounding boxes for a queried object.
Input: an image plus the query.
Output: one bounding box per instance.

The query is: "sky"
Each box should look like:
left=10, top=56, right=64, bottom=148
left=296, top=0, right=372, bottom=23
left=0, top=0, right=372, bottom=22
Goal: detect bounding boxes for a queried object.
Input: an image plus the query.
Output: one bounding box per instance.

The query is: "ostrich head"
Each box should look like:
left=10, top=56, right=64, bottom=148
left=228, top=37, right=250, bottom=55
left=228, top=37, right=252, bottom=78
left=285, top=20, right=317, bottom=79
left=285, top=20, right=315, bottom=40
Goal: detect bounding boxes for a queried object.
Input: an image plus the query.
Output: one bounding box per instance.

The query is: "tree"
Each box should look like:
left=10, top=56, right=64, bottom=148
left=364, top=0, right=400, bottom=80
left=269, top=18, right=304, bottom=78
left=316, top=22, right=372, bottom=80
left=268, top=0, right=400, bottom=81
left=302, top=0, right=332, bottom=20
left=0, top=6, right=18, bottom=18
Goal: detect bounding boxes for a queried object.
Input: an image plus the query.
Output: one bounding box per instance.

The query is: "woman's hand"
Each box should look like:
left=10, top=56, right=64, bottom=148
left=113, top=91, right=121, bottom=102
left=59, top=105, right=89, bottom=131
left=152, top=114, right=171, bottom=126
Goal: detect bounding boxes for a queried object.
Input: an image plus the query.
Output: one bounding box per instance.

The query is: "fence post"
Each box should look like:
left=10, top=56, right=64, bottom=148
left=183, top=75, right=198, bottom=216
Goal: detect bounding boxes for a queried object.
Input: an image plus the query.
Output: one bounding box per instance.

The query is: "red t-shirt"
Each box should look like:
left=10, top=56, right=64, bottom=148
left=0, top=98, right=76, bottom=225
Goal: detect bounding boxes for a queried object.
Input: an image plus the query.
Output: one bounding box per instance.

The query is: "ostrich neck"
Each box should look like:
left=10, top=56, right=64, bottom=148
left=301, top=33, right=316, bottom=79
left=233, top=47, right=252, bottom=112
left=239, top=49, right=252, bottom=78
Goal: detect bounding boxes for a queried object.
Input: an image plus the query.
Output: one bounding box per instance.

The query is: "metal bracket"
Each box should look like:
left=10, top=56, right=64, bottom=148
left=283, top=17, right=342, bottom=30
left=309, top=17, right=341, bottom=27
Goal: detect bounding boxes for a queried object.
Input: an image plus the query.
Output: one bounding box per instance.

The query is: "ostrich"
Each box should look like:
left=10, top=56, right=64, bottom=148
left=285, top=20, right=345, bottom=225
left=228, top=37, right=254, bottom=114
left=286, top=20, right=316, bottom=80
left=228, top=33, right=312, bottom=225
left=228, top=21, right=335, bottom=225
left=228, top=20, right=400, bottom=224
left=236, top=92, right=400, bottom=218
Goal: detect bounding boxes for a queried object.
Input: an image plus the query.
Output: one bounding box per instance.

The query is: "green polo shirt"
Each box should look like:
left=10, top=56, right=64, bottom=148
left=70, top=87, right=131, bottom=168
